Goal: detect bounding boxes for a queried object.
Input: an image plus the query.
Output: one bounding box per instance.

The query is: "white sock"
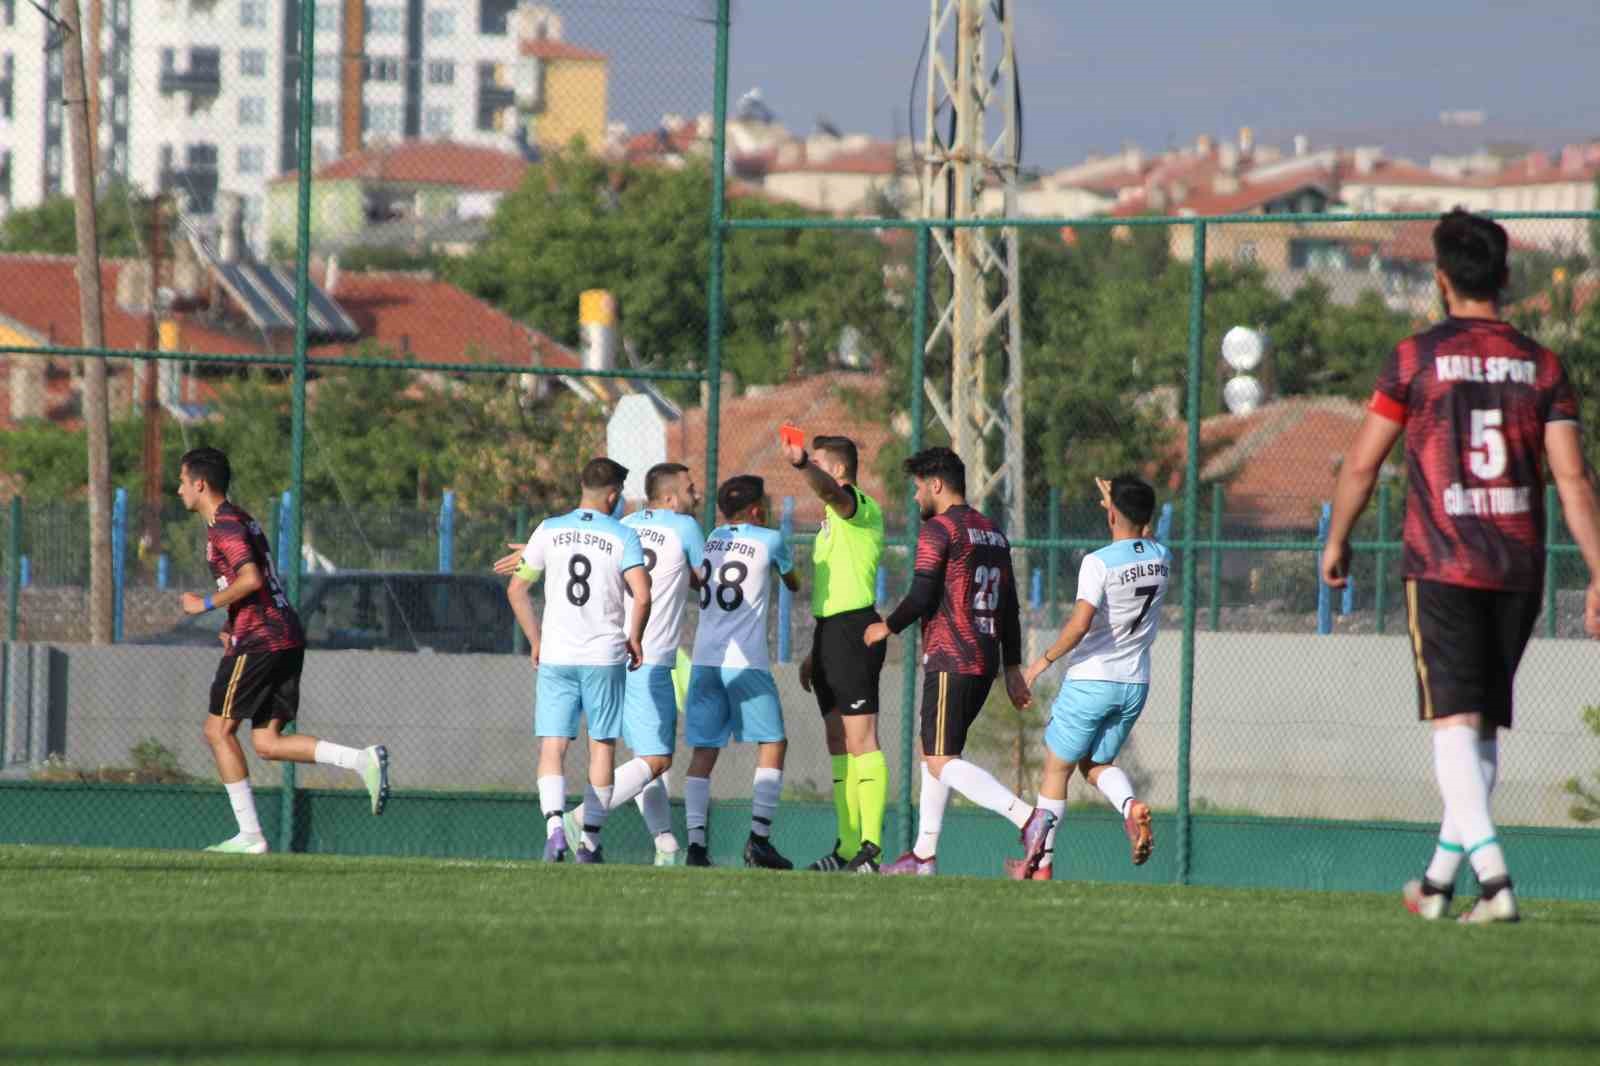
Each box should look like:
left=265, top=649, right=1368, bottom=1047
left=1094, top=766, right=1137, bottom=817
left=1036, top=795, right=1066, bottom=868
left=313, top=740, right=364, bottom=772
left=609, top=757, right=655, bottom=810
left=636, top=776, right=674, bottom=840
left=1478, top=737, right=1498, bottom=793
left=537, top=774, right=565, bottom=838
left=751, top=767, right=782, bottom=837
left=581, top=784, right=613, bottom=850
left=685, top=775, right=711, bottom=847
left=915, top=762, right=949, bottom=859
left=1434, top=725, right=1508, bottom=884
left=224, top=778, right=262, bottom=837
left=1424, top=819, right=1465, bottom=888
left=940, top=758, right=1031, bottom=828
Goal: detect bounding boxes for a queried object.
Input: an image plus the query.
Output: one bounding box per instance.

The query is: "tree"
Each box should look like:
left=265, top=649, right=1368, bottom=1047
left=0, top=183, right=142, bottom=258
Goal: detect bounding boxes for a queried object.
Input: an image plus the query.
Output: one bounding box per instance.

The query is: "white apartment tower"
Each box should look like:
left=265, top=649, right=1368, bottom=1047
left=0, top=0, right=534, bottom=247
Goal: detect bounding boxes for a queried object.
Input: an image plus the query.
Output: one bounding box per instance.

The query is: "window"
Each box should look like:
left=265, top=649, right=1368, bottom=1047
left=312, top=101, right=335, bottom=127
left=426, top=9, right=454, bottom=38
left=239, top=96, right=266, bottom=126
left=315, top=3, right=337, bottom=32
left=188, top=144, right=218, bottom=168
left=1235, top=241, right=1258, bottom=265
left=363, top=103, right=402, bottom=135
left=0, top=55, right=11, bottom=120
left=237, top=145, right=265, bottom=175
left=365, top=57, right=402, bottom=83
left=46, top=145, right=62, bottom=176
left=112, top=93, right=128, bottom=123
left=314, top=52, right=338, bottom=81
left=426, top=60, right=454, bottom=85
left=366, top=4, right=403, bottom=34
left=240, top=0, right=266, bottom=29
left=111, top=0, right=129, bottom=28
left=109, top=143, right=126, bottom=175
left=240, top=49, right=267, bottom=77
left=423, top=107, right=451, bottom=137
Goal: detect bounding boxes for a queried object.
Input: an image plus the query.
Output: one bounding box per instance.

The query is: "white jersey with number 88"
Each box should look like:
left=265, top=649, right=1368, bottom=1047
left=690, top=523, right=793, bottom=671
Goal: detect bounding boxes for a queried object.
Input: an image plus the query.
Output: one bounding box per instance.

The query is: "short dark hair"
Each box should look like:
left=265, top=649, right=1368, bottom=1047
left=717, top=475, right=765, bottom=520
left=1433, top=208, right=1509, bottom=301
left=644, top=462, right=689, bottom=502
left=812, top=435, right=859, bottom=481
left=1110, top=474, right=1155, bottom=527
left=180, top=447, right=231, bottom=495
left=903, top=446, right=966, bottom=496
left=580, top=457, right=629, bottom=491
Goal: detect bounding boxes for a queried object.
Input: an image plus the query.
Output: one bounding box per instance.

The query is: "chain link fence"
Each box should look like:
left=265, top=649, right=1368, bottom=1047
left=3, top=2, right=1599, bottom=890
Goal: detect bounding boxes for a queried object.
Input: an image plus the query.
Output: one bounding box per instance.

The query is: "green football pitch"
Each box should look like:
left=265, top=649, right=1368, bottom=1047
left=3, top=846, right=1598, bottom=1065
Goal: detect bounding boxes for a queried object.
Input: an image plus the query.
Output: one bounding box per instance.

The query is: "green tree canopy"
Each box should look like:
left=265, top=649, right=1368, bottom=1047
left=0, top=184, right=143, bottom=258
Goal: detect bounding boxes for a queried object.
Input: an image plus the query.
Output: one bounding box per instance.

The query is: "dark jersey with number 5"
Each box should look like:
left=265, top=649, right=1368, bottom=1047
left=908, top=505, right=1020, bottom=678
left=206, top=501, right=304, bottom=653
left=1370, top=317, right=1579, bottom=590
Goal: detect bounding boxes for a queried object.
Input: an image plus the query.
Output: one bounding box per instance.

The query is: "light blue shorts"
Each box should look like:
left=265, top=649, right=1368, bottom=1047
left=1045, top=679, right=1149, bottom=764
left=685, top=666, right=785, bottom=748
left=535, top=664, right=625, bottom=740
left=622, top=665, right=677, bottom=757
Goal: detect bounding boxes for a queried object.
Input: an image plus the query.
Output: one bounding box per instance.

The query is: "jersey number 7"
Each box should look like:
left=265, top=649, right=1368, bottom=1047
left=1128, top=584, right=1158, bottom=635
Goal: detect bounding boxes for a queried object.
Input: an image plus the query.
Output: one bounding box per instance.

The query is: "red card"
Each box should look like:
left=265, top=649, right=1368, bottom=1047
left=779, top=423, right=806, bottom=449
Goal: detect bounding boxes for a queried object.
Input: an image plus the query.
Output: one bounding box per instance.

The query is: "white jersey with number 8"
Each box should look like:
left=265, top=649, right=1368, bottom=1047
left=521, top=508, right=645, bottom=667
left=621, top=508, right=705, bottom=667
left=691, top=523, right=792, bottom=671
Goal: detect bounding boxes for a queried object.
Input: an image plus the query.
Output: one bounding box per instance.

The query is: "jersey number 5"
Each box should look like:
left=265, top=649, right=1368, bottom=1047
left=1468, top=408, right=1506, bottom=479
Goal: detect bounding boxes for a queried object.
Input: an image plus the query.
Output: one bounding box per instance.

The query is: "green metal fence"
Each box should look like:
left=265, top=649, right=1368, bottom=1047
left=3, top=0, right=1600, bottom=894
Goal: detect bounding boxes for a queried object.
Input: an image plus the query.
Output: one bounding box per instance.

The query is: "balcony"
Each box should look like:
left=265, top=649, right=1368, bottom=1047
left=159, top=167, right=219, bottom=215
left=159, top=49, right=221, bottom=96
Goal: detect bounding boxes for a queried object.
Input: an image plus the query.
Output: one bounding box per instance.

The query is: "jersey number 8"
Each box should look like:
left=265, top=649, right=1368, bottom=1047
left=566, top=554, right=592, bottom=607
left=699, top=559, right=749, bottom=612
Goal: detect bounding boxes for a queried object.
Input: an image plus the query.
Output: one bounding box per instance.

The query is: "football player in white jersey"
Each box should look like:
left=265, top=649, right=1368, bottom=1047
left=682, top=475, right=801, bottom=869
left=1014, top=475, right=1170, bottom=879
left=506, top=458, right=651, bottom=864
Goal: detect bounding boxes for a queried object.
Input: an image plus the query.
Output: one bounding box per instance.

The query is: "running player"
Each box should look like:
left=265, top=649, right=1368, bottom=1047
left=864, top=447, right=1044, bottom=876
left=779, top=432, right=890, bottom=873
left=681, top=475, right=801, bottom=869
left=1016, top=475, right=1169, bottom=880
left=177, top=447, right=388, bottom=854
left=1323, top=208, right=1600, bottom=923
left=508, top=457, right=651, bottom=864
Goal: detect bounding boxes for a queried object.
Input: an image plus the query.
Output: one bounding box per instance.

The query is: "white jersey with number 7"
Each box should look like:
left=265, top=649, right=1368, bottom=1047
left=691, top=523, right=793, bottom=672
left=520, top=507, right=645, bottom=667
left=1063, top=537, right=1171, bottom=684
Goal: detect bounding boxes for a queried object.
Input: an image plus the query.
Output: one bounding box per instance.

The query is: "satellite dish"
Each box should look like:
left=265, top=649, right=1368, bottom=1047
left=1223, top=375, right=1264, bottom=415
left=1221, top=326, right=1266, bottom=372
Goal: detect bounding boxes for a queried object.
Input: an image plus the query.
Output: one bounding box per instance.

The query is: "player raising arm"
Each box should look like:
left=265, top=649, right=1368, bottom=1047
left=1322, top=209, right=1600, bottom=924
left=508, top=458, right=651, bottom=864
left=1016, top=475, right=1168, bottom=880
left=864, top=447, right=1042, bottom=876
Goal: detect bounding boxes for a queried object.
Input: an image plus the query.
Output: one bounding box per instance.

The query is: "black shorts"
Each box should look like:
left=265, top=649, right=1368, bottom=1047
left=812, top=606, right=887, bottom=716
left=1404, top=579, right=1539, bottom=729
left=921, top=671, right=994, bottom=757
left=209, top=648, right=304, bottom=728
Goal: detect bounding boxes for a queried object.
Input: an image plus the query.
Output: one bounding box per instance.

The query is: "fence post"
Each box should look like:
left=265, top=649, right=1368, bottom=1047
left=1341, top=575, right=1355, bottom=616
left=898, top=225, right=930, bottom=857
left=1375, top=482, right=1389, bottom=634
left=1316, top=503, right=1332, bottom=635
left=111, top=487, right=127, bottom=642
left=1046, top=487, right=1061, bottom=626
left=275, top=491, right=292, bottom=571
left=6, top=496, right=20, bottom=642
left=1546, top=484, right=1560, bottom=638
left=1208, top=483, right=1222, bottom=631
left=777, top=496, right=794, bottom=662
left=437, top=491, right=456, bottom=574
left=157, top=553, right=170, bottom=590
left=701, top=0, right=731, bottom=531
left=513, top=504, right=529, bottom=655
left=1155, top=501, right=1173, bottom=544
left=1174, top=219, right=1206, bottom=886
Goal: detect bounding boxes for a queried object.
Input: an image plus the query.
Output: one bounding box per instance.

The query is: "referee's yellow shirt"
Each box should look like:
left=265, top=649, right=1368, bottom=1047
left=812, top=485, right=884, bottom=618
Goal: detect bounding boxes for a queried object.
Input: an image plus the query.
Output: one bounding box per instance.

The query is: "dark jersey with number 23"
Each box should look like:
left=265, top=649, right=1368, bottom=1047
left=206, top=501, right=304, bottom=653
left=898, top=504, right=1021, bottom=678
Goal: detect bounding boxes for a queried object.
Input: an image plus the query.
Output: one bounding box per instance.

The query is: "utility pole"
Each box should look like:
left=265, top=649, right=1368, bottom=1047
left=60, top=0, right=114, bottom=644
left=921, top=0, right=1025, bottom=541
left=141, top=195, right=167, bottom=561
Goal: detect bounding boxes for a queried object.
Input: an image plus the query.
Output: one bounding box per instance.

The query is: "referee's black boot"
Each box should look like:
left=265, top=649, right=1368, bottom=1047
left=844, top=840, right=882, bottom=874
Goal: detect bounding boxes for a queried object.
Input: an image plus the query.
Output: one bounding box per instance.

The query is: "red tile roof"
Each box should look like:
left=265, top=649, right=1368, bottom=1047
left=1175, top=171, right=1333, bottom=217
left=1515, top=276, right=1600, bottom=317
left=620, top=123, right=703, bottom=163
left=667, top=372, right=899, bottom=528
left=520, top=38, right=606, bottom=62
left=766, top=142, right=900, bottom=177
left=274, top=141, right=531, bottom=192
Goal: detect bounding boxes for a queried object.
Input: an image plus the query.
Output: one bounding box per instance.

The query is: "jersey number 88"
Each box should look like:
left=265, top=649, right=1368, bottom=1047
left=699, top=560, right=748, bottom=611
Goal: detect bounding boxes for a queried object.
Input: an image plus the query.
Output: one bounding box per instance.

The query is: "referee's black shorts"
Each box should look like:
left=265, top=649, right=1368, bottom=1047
left=811, top=606, right=886, bottom=716
left=1404, top=579, right=1539, bottom=729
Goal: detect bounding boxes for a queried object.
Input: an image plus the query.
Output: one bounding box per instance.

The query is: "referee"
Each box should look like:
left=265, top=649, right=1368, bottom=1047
left=780, top=432, right=888, bottom=873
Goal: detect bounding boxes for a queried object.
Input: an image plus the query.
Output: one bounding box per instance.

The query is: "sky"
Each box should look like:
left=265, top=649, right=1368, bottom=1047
left=707, top=0, right=1600, bottom=170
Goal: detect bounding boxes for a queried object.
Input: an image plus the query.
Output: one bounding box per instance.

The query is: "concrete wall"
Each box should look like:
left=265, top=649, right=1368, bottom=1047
left=3, top=633, right=1596, bottom=826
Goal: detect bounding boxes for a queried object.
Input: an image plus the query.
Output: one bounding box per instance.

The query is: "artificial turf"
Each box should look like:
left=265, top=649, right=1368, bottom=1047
left=2, top=845, right=1598, bottom=1065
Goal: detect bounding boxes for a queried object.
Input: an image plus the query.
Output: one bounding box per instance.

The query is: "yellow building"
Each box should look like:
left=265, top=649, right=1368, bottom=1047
left=518, top=38, right=609, bottom=154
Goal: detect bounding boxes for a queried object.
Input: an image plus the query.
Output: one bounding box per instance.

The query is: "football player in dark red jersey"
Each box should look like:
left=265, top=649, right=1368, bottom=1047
left=864, top=447, right=1044, bottom=876
left=1323, top=210, right=1600, bottom=923
left=178, top=448, right=389, bottom=854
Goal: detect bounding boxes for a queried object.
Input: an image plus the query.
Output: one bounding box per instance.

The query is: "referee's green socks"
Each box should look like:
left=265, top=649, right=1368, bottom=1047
left=852, top=750, right=888, bottom=848
left=833, top=754, right=860, bottom=859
